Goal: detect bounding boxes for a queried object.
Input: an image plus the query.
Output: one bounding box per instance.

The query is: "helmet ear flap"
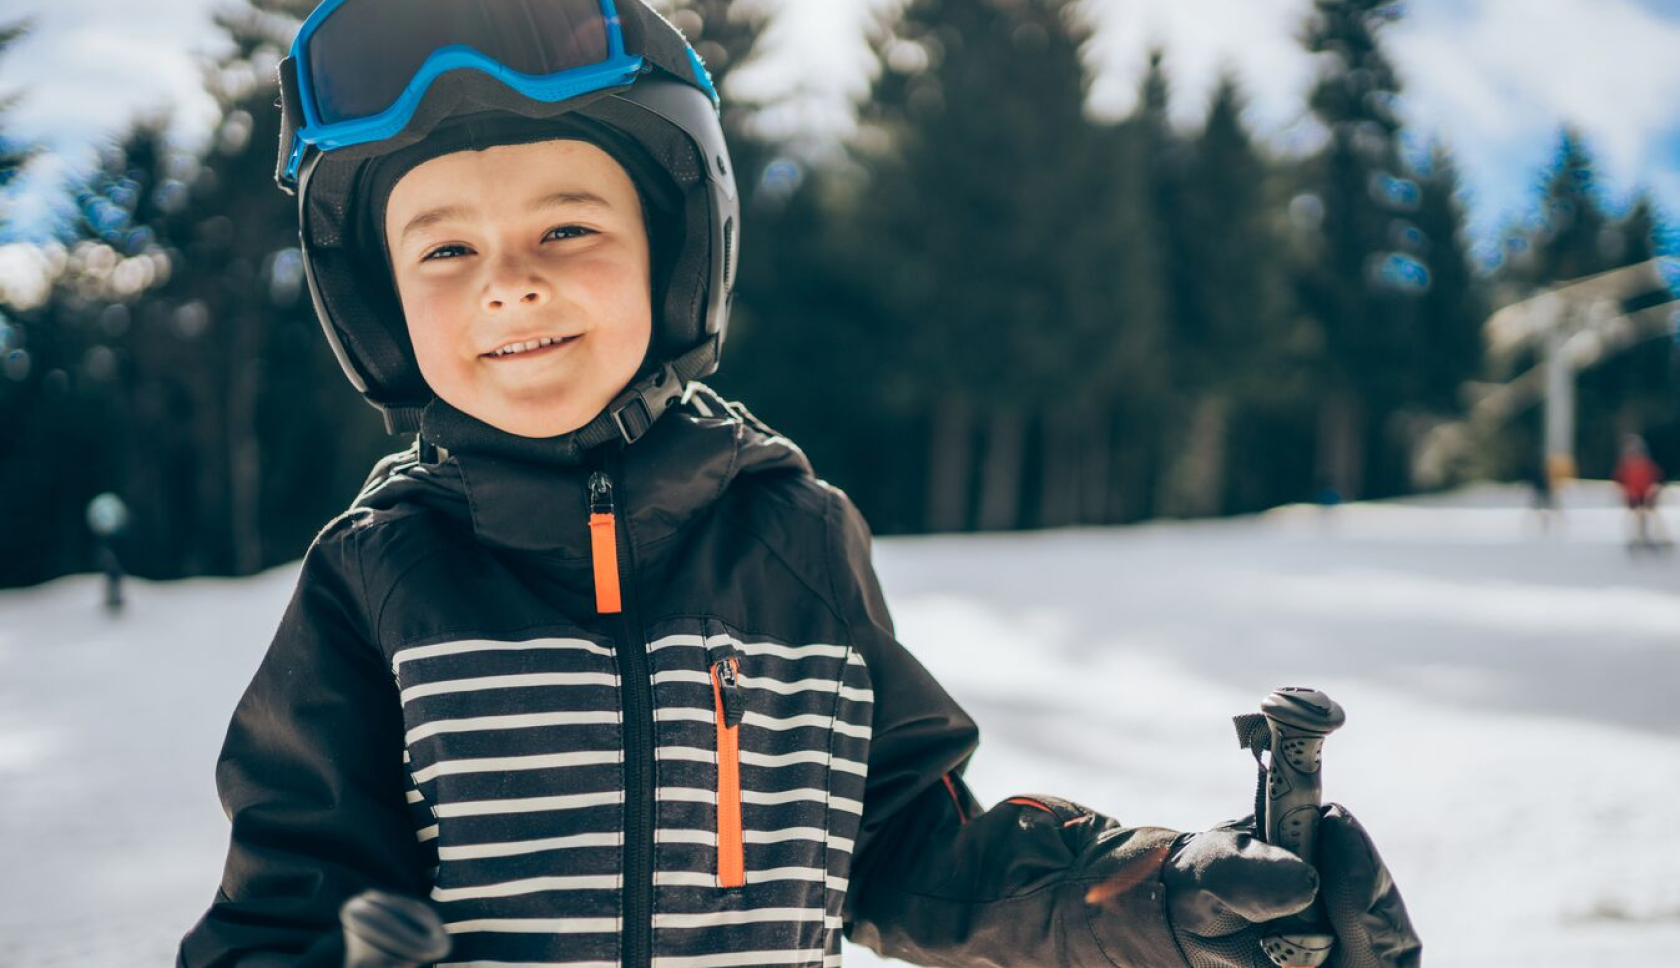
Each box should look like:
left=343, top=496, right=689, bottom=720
left=605, top=77, right=739, bottom=351
left=312, top=244, right=428, bottom=402
left=297, top=151, right=432, bottom=413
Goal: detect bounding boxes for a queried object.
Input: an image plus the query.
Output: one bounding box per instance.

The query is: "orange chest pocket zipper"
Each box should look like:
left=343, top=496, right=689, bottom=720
left=710, top=655, right=745, bottom=888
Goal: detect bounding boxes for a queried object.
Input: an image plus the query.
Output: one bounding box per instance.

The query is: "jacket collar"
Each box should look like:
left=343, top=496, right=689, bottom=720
left=355, top=384, right=810, bottom=558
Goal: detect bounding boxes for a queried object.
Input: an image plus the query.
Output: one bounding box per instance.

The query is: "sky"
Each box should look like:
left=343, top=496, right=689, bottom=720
left=1, top=0, right=1677, bottom=256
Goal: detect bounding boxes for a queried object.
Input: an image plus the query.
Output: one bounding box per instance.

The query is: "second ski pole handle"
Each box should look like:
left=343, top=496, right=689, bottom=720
left=341, top=890, right=452, bottom=968
left=1246, top=687, right=1346, bottom=968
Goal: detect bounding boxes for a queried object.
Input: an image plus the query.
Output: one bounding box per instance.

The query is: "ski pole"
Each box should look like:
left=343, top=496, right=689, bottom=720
left=1235, top=687, right=1347, bottom=968
left=341, top=889, right=452, bottom=968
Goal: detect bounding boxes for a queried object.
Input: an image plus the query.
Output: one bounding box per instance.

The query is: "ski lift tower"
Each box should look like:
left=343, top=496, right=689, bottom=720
left=1484, top=258, right=1680, bottom=484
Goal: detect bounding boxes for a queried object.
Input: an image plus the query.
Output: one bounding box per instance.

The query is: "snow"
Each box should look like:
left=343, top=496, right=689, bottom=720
left=3, top=481, right=1679, bottom=967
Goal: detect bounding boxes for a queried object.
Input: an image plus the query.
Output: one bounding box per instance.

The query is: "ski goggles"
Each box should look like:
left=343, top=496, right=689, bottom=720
left=277, top=0, right=716, bottom=188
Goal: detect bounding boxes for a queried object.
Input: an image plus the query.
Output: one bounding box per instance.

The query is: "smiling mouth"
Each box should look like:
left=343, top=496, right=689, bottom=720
left=482, top=335, right=581, bottom=359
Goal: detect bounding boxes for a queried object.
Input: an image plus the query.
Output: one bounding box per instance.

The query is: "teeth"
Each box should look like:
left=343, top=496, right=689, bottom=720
left=493, top=336, right=568, bottom=357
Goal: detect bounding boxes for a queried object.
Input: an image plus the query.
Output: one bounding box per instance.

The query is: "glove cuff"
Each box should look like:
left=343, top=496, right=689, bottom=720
left=1073, top=820, right=1193, bottom=968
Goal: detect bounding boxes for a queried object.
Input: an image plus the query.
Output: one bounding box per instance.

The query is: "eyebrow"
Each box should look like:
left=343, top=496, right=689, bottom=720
left=399, top=190, right=615, bottom=244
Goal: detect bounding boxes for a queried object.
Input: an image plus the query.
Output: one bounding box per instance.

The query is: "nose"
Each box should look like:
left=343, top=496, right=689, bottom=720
left=482, top=253, right=553, bottom=312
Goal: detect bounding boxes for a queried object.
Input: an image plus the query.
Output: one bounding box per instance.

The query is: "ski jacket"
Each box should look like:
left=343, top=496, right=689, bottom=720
left=1614, top=453, right=1663, bottom=502
left=177, top=385, right=1188, bottom=968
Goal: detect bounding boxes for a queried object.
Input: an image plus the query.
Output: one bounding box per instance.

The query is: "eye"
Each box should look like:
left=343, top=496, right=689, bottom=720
left=545, top=225, right=595, bottom=242
left=420, top=244, right=472, bottom=262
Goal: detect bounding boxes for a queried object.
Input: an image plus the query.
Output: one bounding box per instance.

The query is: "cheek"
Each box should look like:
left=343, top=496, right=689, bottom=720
left=576, top=255, right=653, bottom=354
left=395, top=282, right=467, bottom=375
left=605, top=289, right=653, bottom=368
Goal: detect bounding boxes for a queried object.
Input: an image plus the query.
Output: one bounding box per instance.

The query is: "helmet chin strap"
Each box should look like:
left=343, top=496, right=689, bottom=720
left=397, top=333, right=720, bottom=456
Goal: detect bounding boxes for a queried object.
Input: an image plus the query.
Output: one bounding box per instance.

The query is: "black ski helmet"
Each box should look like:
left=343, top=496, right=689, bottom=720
left=274, top=0, right=739, bottom=441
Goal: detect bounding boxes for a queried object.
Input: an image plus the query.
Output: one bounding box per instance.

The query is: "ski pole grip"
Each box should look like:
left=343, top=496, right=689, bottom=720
left=1254, top=687, right=1346, bottom=968
left=341, top=889, right=452, bottom=968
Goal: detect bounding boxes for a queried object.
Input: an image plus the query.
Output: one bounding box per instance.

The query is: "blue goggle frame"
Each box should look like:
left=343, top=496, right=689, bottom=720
left=281, top=0, right=676, bottom=186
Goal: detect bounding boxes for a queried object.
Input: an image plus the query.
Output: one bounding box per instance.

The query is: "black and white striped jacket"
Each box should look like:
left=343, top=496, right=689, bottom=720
left=179, top=387, right=1186, bottom=968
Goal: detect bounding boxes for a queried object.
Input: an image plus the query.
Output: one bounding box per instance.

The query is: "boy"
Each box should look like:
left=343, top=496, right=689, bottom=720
left=179, top=2, right=1418, bottom=967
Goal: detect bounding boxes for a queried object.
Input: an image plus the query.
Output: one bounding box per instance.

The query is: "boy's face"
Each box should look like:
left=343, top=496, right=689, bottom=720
left=385, top=139, right=652, bottom=439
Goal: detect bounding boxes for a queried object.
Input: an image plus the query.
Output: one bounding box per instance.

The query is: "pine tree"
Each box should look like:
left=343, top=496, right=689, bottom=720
left=0, top=20, right=38, bottom=229
left=59, top=119, right=200, bottom=578
left=857, top=0, right=1098, bottom=531
left=1297, top=0, right=1418, bottom=500
left=1058, top=109, right=1168, bottom=526
left=1410, top=142, right=1484, bottom=416
left=182, top=0, right=389, bottom=575
left=0, top=19, right=103, bottom=587
left=1533, top=128, right=1612, bottom=284
left=1114, top=49, right=1189, bottom=520
left=653, top=0, right=930, bottom=529
left=1167, top=73, right=1308, bottom=515
left=715, top=157, right=925, bottom=526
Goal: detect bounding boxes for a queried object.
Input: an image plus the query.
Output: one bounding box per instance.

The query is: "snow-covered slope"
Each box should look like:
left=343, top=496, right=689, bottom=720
left=3, top=482, right=1677, bottom=967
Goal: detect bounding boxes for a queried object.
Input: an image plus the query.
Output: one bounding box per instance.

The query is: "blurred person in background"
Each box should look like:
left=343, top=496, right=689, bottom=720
left=1526, top=453, right=1560, bottom=534
left=85, top=491, right=130, bottom=613
left=1614, top=433, right=1669, bottom=551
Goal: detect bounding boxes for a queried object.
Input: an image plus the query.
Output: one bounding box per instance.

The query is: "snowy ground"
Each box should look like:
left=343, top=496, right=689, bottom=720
left=3, top=481, right=1678, bottom=968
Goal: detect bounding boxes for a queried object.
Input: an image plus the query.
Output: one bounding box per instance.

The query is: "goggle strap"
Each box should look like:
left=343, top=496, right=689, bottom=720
left=276, top=57, right=305, bottom=192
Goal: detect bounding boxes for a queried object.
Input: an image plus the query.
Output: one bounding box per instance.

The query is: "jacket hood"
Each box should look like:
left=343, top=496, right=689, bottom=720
left=350, top=383, right=812, bottom=557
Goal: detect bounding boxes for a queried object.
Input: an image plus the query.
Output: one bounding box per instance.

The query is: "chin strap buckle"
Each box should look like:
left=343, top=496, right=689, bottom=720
left=608, top=361, right=685, bottom=445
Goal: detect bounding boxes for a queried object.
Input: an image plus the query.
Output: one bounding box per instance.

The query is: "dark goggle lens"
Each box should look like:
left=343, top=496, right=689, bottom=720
left=305, top=0, right=611, bottom=125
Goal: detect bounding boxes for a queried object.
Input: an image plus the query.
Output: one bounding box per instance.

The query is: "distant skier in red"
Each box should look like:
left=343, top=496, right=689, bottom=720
left=1614, top=434, right=1669, bottom=550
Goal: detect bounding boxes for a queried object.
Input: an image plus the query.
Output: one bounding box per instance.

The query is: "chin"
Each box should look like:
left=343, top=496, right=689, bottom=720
left=493, top=408, right=594, bottom=439
left=429, top=386, right=587, bottom=438
left=437, top=376, right=627, bottom=439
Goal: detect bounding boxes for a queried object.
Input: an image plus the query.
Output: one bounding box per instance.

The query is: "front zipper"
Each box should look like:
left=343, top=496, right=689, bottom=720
left=709, top=655, right=745, bottom=888
left=587, top=455, right=654, bottom=968
left=586, top=471, right=622, bottom=614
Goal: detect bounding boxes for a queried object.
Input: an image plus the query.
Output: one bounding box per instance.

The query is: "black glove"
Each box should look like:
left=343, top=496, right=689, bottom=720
left=1162, top=818, right=1317, bottom=968
left=341, top=890, right=451, bottom=968
left=1314, top=804, right=1420, bottom=968
left=1161, top=805, right=1420, bottom=968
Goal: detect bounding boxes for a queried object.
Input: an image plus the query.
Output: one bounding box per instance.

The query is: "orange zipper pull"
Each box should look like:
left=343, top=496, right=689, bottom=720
left=587, top=471, right=622, bottom=614
left=711, top=656, right=744, bottom=888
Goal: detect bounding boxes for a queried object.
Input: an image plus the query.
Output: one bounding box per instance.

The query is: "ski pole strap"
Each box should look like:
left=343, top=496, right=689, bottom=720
left=1234, top=712, right=1269, bottom=756
left=1234, top=712, right=1270, bottom=829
